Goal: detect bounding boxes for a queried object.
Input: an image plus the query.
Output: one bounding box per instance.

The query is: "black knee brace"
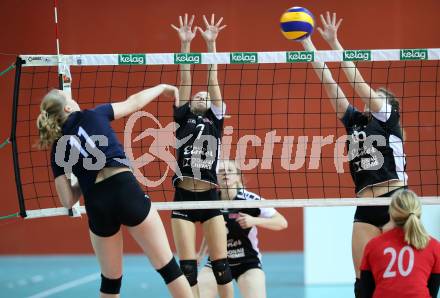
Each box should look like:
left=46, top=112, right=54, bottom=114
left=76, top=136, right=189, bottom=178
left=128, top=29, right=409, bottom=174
left=179, top=259, right=198, bottom=286
left=211, top=258, right=232, bottom=285
left=157, top=257, right=183, bottom=284
left=100, top=274, right=122, bottom=294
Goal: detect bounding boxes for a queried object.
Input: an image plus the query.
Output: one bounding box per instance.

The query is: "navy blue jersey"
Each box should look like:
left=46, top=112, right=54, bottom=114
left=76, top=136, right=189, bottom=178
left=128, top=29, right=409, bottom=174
left=50, top=104, right=129, bottom=195
left=172, top=102, right=225, bottom=186
left=220, top=189, right=276, bottom=265
left=341, top=103, right=407, bottom=194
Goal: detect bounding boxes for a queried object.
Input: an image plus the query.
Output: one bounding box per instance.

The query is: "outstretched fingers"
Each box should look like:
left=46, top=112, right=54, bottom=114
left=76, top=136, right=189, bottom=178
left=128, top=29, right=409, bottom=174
left=326, top=11, right=332, bottom=25
left=203, top=14, right=209, bottom=27
left=336, top=18, right=343, bottom=29
left=320, top=13, right=327, bottom=27
left=215, top=17, right=223, bottom=27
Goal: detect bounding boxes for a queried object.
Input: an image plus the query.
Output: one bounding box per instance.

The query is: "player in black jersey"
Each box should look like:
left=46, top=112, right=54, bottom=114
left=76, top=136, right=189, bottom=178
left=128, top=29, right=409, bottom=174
left=197, top=160, right=288, bottom=298
left=170, top=14, right=233, bottom=298
left=301, top=12, right=408, bottom=298
left=36, top=85, right=193, bottom=297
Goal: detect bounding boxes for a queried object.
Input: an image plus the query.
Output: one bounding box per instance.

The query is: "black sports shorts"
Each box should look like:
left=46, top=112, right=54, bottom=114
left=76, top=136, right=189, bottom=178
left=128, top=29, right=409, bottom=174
left=171, top=187, right=222, bottom=223
left=206, top=259, right=262, bottom=281
left=84, top=171, right=151, bottom=237
left=354, top=186, right=407, bottom=228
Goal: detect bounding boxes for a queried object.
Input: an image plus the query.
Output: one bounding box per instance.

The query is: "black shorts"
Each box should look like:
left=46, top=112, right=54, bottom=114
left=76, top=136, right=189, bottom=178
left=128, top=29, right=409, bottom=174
left=354, top=187, right=407, bottom=228
left=206, top=259, right=262, bottom=281
left=171, top=187, right=222, bottom=223
left=84, top=171, right=151, bottom=237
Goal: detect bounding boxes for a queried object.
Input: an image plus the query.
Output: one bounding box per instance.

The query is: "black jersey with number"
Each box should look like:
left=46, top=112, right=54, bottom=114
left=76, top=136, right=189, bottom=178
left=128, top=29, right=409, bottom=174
left=220, top=189, right=276, bottom=265
left=172, top=102, right=225, bottom=186
left=50, top=104, right=129, bottom=195
left=341, top=104, right=407, bottom=194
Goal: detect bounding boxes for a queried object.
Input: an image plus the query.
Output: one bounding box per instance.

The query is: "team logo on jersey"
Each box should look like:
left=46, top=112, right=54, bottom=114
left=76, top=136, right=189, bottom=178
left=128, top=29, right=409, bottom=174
left=228, top=213, right=239, bottom=219
left=203, top=118, right=213, bottom=124
left=350, top=129, right=367, bottom=143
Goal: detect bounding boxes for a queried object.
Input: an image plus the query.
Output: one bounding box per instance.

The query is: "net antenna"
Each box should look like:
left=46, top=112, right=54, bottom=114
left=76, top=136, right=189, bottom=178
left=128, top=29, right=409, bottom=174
left=54, top=0, right=81, bottom=217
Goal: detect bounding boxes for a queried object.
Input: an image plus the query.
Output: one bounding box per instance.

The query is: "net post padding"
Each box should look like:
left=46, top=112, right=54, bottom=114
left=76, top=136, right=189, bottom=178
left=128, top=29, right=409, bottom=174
left=10, top=56, right=27, bottom=218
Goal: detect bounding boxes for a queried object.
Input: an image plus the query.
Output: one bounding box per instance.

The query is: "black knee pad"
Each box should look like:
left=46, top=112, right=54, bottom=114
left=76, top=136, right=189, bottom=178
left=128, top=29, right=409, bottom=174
left=157, top=257, right=183, bottom=284
left=179, top=259, right=198, bottom=286
left=211, top=258, right=232, bottom=285
left=100, top=274, right=122, bottom=294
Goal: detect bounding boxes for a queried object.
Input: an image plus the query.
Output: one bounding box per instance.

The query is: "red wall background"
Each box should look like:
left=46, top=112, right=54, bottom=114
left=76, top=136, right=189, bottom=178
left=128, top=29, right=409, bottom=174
left=0, top=0, right=439, bottom=254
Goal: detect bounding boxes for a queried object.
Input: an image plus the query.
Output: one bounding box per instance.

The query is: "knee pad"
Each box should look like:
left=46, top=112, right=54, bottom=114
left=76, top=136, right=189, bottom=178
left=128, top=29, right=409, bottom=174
left=100, top=274, right=122, bottom=294
left=179, top=259, right=198, bottom=286
left=211, top=258, right=232, bottom=285
left=157, top=257, right=183, bottom=284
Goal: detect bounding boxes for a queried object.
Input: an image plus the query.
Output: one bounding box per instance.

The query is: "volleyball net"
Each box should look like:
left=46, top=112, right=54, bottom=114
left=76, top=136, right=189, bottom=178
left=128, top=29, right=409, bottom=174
left=10, top=49, right=440, bottom=218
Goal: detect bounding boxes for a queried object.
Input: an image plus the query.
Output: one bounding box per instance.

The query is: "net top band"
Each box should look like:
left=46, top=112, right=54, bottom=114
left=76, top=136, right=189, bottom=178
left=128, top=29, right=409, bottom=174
left=19, top=48, right=440, bottom=67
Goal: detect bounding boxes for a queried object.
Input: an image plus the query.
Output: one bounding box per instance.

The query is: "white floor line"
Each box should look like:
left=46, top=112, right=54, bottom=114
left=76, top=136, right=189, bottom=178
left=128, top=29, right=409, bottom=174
left=27, top=273, right=100, bottom=298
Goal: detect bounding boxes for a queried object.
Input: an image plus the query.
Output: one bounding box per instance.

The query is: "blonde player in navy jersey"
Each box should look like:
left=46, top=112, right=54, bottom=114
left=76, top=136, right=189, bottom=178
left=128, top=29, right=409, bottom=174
left=197, top=160, right=288, bottom=298
left=170, top=14, right=233, bottom=298
left=36, top=85, right=193, bottom=298
left=300, top=12, right=408, bottom=298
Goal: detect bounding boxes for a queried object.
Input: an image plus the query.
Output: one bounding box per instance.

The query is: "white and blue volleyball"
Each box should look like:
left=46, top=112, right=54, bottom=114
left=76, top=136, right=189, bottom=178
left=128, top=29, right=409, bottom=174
left=280, top=7, right=315, bottom=41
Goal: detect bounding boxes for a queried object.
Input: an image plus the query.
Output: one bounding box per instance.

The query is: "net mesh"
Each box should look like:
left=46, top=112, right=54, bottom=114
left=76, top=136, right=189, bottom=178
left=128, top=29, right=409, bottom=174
left=13, top=54, right=440, bottom=215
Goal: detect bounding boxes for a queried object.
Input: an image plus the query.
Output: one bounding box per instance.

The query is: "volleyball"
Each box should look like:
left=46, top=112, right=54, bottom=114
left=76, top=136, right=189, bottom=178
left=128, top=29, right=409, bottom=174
left=280, top=7, right=315, bottom=41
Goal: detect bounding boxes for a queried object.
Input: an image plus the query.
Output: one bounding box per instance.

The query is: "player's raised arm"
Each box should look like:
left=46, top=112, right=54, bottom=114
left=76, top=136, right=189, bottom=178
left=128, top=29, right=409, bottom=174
left=111, top=84, right=179, bottom=119
left=198, top=14, right=226, bottom=108
left=300, top=37, right=349, bottom=119
left=318, top=11, right=382, bottom=112
left=171, top=14, right=197, bottom=107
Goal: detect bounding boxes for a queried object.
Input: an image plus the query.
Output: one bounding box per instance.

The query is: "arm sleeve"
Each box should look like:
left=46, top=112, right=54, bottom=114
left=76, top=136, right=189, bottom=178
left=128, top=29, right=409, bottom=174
left=360, top=270, right=375, bottom=298
left=210, top=102, right=227, bottom=120
left=371, top=102, right=392, bottom=122
left=340, top=105, right=356, bottom=128
left=174, top=102, right=190, bottom=124
left=242, top=191, right=276, bottom=218
left=428, top=273, right=440, bottom=298
left=432, top=239, right=440, bottom=273
left=258, top=199, right=277, bottom=218
left=50, top=142, right=65, bottom=178
left=91, top=104, right=114, bottom=121
left=428, top=241, right=440, bottom=297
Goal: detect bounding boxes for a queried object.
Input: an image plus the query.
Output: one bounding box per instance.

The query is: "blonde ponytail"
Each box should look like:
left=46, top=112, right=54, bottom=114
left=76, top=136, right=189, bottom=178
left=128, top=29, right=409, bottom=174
left=389, top=189, right=430, bottom=250
left=36, top=89, right=67, bottom=149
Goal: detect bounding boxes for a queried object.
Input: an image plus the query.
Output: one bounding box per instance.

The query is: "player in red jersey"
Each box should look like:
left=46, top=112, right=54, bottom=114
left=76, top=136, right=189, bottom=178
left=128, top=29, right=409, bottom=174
left=360, top=189, right=440, bottom=297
